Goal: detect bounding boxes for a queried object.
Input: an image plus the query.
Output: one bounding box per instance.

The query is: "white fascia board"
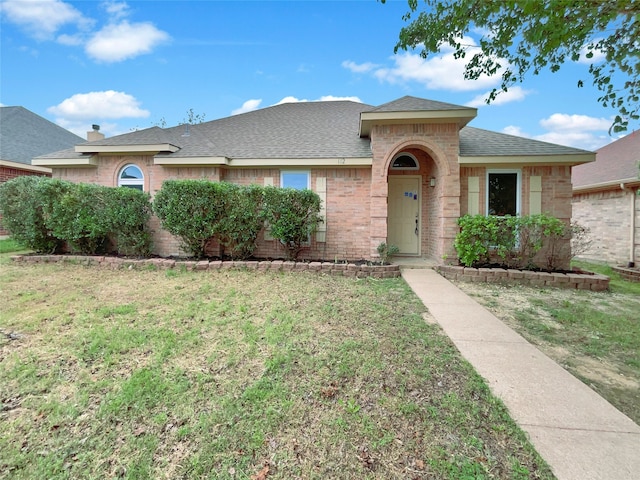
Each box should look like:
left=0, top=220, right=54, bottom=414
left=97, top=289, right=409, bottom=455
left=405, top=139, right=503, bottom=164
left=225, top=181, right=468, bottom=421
left=154, top=157, right=373, bottom=167
left=0, top=160, right=52, bottom=173
left=459, top=153, right=595, bottom=166
left=76, top=143, right=180, bottom=154
left=573, top=177, right=640, bottom=193
left=32, top=156, right=98, bottom=167
left=154, top=156, right=229, bottom=166
left=228, top=157, right=373, bottom=167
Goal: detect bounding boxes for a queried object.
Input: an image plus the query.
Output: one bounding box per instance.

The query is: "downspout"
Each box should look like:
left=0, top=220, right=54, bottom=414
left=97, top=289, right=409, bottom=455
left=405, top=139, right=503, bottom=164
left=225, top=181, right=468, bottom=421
left=631, top=186, right=637, bottom=267
left=621, top=183, right=637, bottom=267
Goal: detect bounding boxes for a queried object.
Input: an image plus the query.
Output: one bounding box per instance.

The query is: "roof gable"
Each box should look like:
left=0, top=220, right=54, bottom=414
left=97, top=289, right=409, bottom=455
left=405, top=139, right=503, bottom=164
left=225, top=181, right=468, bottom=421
left=0, top=106, right=84, bottom=165
left=369, top=95, right=471, bottom=113
left=572, top=130, right=640, bottom=189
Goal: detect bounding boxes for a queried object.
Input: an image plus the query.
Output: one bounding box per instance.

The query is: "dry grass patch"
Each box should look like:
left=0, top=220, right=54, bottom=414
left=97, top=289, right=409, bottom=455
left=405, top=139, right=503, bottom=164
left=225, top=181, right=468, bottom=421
left=455, top=273, right=640, bottom=425
left=1, top=258, right=553, bottom=479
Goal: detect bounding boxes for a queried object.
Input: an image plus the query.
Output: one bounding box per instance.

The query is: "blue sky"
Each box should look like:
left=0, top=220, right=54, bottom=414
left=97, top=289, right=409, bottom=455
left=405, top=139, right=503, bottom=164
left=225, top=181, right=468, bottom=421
left=0, top=0, right=631, bottom=150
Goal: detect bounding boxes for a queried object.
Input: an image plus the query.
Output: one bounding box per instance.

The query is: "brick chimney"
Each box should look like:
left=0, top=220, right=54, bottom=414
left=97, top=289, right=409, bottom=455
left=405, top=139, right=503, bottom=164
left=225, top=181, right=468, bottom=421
left=87, top=124, right=105, bottom=141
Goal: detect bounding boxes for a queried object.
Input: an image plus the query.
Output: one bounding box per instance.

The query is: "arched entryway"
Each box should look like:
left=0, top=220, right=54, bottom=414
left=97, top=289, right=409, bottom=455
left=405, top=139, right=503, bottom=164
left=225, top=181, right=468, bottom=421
left=384, top=144, right=447, bottom=258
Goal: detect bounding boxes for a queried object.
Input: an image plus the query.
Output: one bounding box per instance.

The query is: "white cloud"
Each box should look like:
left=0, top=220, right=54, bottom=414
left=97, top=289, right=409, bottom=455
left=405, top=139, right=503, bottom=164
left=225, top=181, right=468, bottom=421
left=232, top=95, right=362, bottom=115
left=276, top=95, right=362, bottom=105
left=466, top=86, right=532, bottom=107
left=232, top=99, right=263, bottom=115
left=577, top=40, right=607, bottom=65
left=1, top=0, right=169, bottom=63
left=502, top=125, right=527, bottom=137
left=0, top=0, right=92, bottom=40
left=341, top=60, right=379, bottom=74
left=57, top=33, right=84, bottom=46
left=85, top=20, right=170, bottom=62
left=101, top=0, right=130, bottom=20
left=367, top=37, right=505, bottom=92
left=539, top=113, right=611, bottom=133
left=47, top=90, right=150, bottom=121
left=503, top=113, right=614, bottom=150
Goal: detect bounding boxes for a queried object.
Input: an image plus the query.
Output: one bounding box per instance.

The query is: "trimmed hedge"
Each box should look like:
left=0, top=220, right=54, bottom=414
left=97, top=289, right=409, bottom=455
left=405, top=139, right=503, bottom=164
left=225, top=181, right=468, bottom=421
left=152, top=180, right=225, bottom=259
left=0, top=177, right=152, bottom=256
left=262, top=186, right=323, bottom=260
left=153, top=180, right=323, bottom=260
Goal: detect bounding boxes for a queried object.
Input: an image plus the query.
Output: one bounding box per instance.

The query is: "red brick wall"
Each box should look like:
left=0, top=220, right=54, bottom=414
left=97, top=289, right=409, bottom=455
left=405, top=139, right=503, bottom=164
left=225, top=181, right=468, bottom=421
left=370, top=123, right=461, bottom=261
left=0, top=165, right=51, bottom=236
left=54, top=158, right=373, bottom=260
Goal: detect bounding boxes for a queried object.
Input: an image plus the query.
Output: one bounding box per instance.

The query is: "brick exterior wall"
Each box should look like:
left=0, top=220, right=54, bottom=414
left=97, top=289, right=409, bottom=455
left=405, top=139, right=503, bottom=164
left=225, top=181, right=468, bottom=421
left=572, top=188, right=640, bottom=265
left=49, top=126, right=577, bottom=265
left=0, top=165, right=51, bottom=236
left=55, top=158, right=373, bottom=260
left=369, top=123, right=461, bottom=262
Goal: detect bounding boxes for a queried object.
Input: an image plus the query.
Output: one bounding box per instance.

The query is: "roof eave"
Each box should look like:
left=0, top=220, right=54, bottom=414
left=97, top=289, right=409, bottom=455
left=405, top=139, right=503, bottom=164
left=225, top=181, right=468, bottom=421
left=75, top=143, right=180, bottom=154
left=459, top=152, right=595, bottom=166
left=0, top=159, right=52, bottom=174
left=573, top=177, right=640, bottom=193
left=32, top=156, right=98, bottom=168
left=359, top=109, right=477, bottom=137
left=154, top=156, right=374, bottom=167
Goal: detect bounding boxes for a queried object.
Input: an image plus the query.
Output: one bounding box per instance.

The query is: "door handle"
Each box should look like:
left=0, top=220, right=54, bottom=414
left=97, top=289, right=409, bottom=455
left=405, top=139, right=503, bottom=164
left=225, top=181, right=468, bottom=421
left=415, top=217, right=419, bottom=235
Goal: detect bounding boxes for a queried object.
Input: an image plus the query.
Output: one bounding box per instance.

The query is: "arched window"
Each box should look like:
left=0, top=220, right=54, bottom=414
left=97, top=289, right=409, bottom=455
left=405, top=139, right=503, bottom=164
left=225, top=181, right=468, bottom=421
left=391, top=153, right=419, bottom=170
left=118, top=164, right=144, bottom=191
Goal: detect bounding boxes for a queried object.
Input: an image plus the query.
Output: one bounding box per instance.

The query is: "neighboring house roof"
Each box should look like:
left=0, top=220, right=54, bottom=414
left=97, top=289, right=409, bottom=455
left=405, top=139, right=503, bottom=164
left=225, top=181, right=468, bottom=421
left=33, top=97, right=594, bottom=168
left=572, top=130, right=640, bottom=191
left=0, top=106, right=84, bottom=170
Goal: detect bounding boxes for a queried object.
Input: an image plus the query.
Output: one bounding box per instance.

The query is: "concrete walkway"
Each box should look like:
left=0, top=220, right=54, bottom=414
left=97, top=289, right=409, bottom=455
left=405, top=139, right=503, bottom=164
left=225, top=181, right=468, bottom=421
left=401, top=268, right=640, bottom=480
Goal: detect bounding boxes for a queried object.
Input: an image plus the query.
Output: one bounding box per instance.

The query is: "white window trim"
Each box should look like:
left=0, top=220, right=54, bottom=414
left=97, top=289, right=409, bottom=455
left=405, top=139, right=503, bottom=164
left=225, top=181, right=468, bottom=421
left=118, top=164, right=144, bottom=190
left=390, top=152, right=419, bottom=171
left=486, top=169, right=521, bottom=216
left=280, top=170, right=311, bottom=189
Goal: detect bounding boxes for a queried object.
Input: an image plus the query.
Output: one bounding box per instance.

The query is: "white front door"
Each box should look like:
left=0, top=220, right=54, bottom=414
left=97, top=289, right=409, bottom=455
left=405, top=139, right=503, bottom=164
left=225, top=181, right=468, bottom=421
left=388, top=176, right=420, bottom=255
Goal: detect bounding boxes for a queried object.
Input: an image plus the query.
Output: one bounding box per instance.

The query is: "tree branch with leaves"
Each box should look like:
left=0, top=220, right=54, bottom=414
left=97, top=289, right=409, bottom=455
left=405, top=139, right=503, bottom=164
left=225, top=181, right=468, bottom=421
left=384, top=0, right=639, bottom=132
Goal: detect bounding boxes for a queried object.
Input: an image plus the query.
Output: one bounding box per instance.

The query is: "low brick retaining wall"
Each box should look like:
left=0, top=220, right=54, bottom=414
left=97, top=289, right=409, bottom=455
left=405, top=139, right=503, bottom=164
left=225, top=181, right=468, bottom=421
left=10, top=254, right=401, bottom=279
left=436, top=265, right=610, bottom=291
left=612, top=265, right=640, bottom=283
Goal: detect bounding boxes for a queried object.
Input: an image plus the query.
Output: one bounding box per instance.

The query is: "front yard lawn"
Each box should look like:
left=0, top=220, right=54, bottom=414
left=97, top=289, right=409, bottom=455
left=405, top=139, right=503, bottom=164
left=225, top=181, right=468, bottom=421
left=455, top=261, right=640, bottom=425
left=0, top=254, right=553, bottom=479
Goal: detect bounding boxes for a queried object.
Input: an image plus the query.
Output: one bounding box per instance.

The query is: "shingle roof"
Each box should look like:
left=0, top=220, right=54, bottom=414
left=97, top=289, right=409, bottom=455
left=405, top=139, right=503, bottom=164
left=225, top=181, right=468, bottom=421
left=180, top=100, right=375, bottom=159
left=572, top=130, right=640, bottom=188
left=0, top=106, right=84, bottom=165
left=33, top=97, right=595, bottom=163
left=459, top=127, right=593, bottom=157
left=369, top=95, right=471, bottom=113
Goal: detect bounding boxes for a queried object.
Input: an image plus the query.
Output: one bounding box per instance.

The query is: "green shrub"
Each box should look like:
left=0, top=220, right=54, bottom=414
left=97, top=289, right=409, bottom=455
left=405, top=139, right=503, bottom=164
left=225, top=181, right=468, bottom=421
left=215, top=183, right=264, bottom=259
left=0, top=176, right=70, bottom=253
left=47, top=183, right=112, bottom=254
left=153, top=180, right=227, bottom=259
left=455, top=214, right=569, bottom=269
left=262, top=186, right=323, bottom=260
left=0, top=177, right=153, bottom=256
left=105, top=187, right=153, bottom=257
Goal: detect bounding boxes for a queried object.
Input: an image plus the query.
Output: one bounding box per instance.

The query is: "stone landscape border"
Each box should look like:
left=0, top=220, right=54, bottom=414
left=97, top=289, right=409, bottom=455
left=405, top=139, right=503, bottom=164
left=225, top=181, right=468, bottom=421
left=612, top=265, right=640, bottom=283
left=10, top=254, right=401, bottom=279
left=436, top=265, right=610, bottom=291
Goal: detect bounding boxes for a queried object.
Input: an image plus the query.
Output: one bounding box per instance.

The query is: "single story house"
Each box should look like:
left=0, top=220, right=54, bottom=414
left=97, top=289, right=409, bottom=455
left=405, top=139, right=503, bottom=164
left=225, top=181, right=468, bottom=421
left=33, top=96, right=594, bottom=263
left=0, top=106, right=83, bottom=236
left=572, top=130, right=640, bottom=266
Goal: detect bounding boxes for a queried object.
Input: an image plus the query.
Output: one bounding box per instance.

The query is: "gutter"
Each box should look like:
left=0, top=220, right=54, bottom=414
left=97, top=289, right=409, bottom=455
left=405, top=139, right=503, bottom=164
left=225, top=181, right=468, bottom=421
left=572, top=177, right=640, bottom=193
